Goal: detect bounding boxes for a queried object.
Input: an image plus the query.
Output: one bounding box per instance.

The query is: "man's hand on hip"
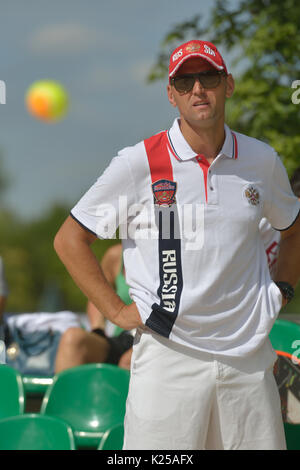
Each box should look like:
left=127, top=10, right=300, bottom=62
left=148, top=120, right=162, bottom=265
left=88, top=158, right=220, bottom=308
left=114, top=303, right=143, bottom=331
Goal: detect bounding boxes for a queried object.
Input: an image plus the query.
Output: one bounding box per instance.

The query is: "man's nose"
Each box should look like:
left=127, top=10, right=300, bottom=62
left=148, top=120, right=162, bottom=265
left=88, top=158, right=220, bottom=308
left=192, top=78, right=205, bottom=93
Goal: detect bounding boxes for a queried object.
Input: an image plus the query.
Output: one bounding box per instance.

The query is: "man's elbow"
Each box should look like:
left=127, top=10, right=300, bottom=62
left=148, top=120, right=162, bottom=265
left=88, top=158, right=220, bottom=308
left=280, top=214, right=300, bottom=241
left=54, top=216, right=97, bottom=260
left=53, top=226, right=68, bottom=260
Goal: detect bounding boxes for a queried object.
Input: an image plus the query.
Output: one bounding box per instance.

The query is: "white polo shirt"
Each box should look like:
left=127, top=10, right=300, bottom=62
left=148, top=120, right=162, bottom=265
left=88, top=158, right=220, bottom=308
left=71, top=118, right=300, bottom=357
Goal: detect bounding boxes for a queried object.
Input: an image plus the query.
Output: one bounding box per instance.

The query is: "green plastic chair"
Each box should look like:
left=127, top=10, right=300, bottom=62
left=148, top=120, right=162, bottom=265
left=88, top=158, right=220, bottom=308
left=269, top=318, right=300, bottom=355
left=270, top=319, right=300, bottom=450
left=40, top=363, right=130, bottom=449
left=98, top=423, right=124, bottom=450
left=284, top=422, right=300, bottom=450
left=23, top=375, right=53, bottom=397
left=0, top=365, right=25, bottom=418
left=0, top=413, right=75, bottom=450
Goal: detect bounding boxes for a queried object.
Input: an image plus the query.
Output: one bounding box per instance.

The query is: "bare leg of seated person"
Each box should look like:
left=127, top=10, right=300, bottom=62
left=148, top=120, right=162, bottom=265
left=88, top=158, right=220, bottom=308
left=118, top=347, right=132, bottom=370
left=55, top=327, right=110, bottom=373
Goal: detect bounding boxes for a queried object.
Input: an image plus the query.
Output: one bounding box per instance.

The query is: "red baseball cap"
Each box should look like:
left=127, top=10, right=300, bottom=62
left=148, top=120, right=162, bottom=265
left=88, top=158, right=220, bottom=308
left=169, top=40, right=228, bottom=78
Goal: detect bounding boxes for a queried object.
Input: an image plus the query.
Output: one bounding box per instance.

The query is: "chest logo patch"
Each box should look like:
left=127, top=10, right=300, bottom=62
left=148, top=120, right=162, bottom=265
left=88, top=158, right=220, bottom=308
left=152, top=179, right=177, bottom=207
left=244, top=185, right=260, bottom=206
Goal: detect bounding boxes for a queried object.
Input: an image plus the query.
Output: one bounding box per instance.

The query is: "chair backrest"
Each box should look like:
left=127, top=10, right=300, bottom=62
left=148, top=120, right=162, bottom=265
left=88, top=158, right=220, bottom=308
left=98, top=423, right=124, bottom=450
left=22, top=375, right=53, bottom=397
left=0, top=413, right=76, bottom=450
left=0, top=365, right=25, bottom=419
left=284, top=422, right=300, bottom=450
left=269, top=319, right=300, bottom=355
left=40, top=364, right=130, bottom=446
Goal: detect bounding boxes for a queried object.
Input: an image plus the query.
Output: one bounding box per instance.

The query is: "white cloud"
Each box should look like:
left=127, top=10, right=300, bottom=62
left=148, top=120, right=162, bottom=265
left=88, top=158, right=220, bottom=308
left=28, top=23, right=98, bottom=54
left=27, top=22, right=130, bottom=55
left=85, top=59, right=155, bottom=92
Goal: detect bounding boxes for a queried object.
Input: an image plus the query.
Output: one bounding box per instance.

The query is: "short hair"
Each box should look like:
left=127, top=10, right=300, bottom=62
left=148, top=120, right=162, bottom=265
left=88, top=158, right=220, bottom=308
left=290, top=167, right=300, bottom=198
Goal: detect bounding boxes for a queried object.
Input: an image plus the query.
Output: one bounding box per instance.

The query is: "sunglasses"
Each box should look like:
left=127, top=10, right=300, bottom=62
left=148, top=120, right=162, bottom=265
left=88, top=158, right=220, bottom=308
left=170, top=70, right=226, bottom=94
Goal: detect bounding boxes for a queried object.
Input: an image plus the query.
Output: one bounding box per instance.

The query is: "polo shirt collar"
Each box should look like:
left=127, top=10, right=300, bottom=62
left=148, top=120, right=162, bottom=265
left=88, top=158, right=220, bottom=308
left=167, top=118, right=237, bottom=161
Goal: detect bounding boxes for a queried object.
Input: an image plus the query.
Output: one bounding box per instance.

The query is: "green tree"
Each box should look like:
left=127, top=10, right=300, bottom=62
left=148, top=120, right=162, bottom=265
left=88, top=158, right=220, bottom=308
left=148, top=0, right=300, bottom=176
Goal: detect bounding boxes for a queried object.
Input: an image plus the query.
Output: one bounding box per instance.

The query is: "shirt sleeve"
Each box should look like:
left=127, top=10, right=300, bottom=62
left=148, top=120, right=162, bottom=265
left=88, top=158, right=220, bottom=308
left=263, top=152, right=300, bottom=231
left=71, top=152, right=137, bottom=239
left=0, top=258, right=8, bottom=297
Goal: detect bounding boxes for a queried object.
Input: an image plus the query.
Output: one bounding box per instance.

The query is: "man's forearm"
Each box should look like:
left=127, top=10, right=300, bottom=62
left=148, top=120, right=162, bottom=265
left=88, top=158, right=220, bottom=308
left=54, top=216, right=143, bottom=330
left=55, top=238, right=123, bottom=321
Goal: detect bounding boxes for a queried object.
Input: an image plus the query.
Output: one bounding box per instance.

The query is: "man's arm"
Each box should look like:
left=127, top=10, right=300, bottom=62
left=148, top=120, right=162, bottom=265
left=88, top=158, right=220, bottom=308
left=86, top=245, right=122, bottom=330
left=54, top=216, right=143, bottom=330
left=274, top=214, right=300, bottom=306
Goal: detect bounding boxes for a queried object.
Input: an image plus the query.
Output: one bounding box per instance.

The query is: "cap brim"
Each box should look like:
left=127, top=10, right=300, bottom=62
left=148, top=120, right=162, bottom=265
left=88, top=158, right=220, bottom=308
left=169, top=53, right=225, bottom=77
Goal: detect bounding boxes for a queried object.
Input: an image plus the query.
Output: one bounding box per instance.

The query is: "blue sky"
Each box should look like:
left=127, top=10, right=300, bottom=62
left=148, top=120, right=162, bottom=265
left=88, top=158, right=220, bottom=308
left=0, top=0, right=236, bottom=220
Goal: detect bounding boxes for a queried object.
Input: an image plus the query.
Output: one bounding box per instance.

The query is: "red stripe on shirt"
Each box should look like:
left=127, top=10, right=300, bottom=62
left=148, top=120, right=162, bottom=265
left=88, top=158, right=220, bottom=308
left=196, top=155, right=210, bottom=203
left=144, top=131, right=174, bottom=183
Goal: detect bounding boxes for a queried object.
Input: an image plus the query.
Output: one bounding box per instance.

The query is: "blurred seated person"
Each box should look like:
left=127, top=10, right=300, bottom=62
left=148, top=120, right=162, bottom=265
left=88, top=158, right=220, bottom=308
left=54, top=244, right=134, bottom=373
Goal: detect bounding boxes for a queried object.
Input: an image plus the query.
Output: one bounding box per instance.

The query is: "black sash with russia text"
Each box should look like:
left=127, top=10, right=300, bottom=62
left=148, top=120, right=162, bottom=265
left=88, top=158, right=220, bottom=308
left=143, top=131, right=183, bottom=338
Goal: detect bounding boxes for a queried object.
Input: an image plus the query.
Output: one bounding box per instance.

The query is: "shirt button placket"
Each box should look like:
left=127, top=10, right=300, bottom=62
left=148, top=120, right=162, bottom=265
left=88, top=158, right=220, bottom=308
left=207, top=168, right=218, bottom=205
left=208, top=169, right=212, bottom=190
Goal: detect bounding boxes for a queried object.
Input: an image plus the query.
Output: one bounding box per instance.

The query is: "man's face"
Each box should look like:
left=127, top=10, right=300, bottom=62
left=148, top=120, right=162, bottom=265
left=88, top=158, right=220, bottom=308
left=167, top=57, right=234, bottom=129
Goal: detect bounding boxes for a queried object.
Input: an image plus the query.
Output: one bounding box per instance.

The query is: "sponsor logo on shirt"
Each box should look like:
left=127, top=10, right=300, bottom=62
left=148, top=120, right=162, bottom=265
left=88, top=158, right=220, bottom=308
left=152, top=179, right=177, bottom=207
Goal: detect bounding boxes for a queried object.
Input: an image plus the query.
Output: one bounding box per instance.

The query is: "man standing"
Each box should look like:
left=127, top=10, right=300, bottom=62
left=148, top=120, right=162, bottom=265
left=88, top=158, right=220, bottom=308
left=54, top=40, right=300, bottom=449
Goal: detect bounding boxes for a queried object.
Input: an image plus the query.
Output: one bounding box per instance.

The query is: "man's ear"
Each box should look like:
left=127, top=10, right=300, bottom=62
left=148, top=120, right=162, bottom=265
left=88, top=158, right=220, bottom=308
left=225, top=74, right=235, bottom=98
left=167, top=84, right=177, bottom=108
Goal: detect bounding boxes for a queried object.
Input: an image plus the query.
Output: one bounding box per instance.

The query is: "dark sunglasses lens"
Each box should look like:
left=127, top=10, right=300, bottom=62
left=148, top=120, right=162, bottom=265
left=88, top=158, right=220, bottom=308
left=173, top=72, right=222, bottom=92
left=200, top=73, right=221, bottom=88
left=174, top=76, right=195, bottom=93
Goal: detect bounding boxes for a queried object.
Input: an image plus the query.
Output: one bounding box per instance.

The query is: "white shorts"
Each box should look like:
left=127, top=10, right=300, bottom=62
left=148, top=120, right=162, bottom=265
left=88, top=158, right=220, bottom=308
left=123, top=328, right=286, bottom=450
